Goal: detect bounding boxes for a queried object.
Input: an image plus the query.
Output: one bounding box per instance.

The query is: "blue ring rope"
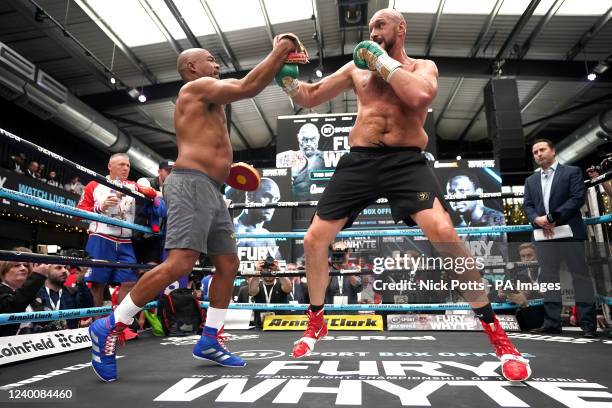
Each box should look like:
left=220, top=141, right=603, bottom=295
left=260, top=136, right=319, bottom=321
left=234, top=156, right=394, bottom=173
left=236, top=214, right=612, bottom=239
left=0, top=187, right=154, bottom=234
left=0, top=300, right=551, bottom=325
left=1, top=185, right=610, bottom=238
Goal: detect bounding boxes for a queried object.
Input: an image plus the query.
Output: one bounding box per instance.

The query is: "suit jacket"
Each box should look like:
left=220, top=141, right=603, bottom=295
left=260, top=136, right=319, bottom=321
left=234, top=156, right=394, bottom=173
left=325, top=275, right=362, bottom=304
left=523, top=163, right=586, bottom=240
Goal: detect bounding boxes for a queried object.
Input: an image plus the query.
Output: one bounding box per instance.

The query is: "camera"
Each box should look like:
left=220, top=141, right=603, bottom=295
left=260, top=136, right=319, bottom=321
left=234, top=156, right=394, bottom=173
left=262, top=256, right=276, bottom=272
left=330, top=246, right=349, bottom=264
left=594, top=156, right=611, bottom=173
left=59, top=248, right=88, bottom=259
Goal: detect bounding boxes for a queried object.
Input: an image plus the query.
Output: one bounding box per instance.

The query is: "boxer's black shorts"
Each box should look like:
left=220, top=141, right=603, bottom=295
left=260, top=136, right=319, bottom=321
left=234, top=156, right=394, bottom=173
left=316, top=146, right=453, bottom=228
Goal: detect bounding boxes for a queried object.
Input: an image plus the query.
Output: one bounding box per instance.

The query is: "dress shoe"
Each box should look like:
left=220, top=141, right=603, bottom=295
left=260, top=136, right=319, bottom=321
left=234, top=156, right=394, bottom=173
left=530, top=325, right=562, bottom=334
left=581, top=329, right=597, bottom=339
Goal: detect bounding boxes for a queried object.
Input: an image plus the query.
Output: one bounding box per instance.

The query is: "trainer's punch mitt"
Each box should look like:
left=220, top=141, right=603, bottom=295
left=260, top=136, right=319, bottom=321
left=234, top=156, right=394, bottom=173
left=136, top=179, right=160, bottom=199
left=226, top=162, right=260, bottom=191
left=274, top=33, right=309, bottom=64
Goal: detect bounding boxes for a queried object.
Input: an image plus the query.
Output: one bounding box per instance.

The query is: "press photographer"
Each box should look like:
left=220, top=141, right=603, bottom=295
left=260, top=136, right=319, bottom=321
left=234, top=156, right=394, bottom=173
left=248, top=256, right=292, bottom=327
left=326, top=241, right=362, bottom=305
left=587, top=152, right=612, bottom=198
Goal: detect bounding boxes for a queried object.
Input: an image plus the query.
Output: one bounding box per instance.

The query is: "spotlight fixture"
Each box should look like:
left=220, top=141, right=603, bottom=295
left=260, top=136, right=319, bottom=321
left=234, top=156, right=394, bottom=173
left=128, top=88, right=140, bottom=99
left=587, top=73, right=597, bottom=81
left=456, top=155, right=462, bottom=161
left=138, top=94, right=147, bottom=103
left=110, top=77, right=116, bottom=85
left=593, top=61, right=609, bottom=75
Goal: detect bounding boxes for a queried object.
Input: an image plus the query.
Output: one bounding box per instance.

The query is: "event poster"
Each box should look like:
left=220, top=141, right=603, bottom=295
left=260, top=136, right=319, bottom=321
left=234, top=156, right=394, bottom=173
left=0, top=168, right=84, bottom=227
left=276, top=113, right=395, bottom=229
left=276, top=113, right=354, bottom=202
left=225, top=168, right=292, bottom=272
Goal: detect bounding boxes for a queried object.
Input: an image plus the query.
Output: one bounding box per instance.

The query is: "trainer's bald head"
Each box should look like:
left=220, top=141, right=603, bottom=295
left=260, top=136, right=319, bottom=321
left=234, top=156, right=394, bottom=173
left=177, top=48, right=215, bottom=81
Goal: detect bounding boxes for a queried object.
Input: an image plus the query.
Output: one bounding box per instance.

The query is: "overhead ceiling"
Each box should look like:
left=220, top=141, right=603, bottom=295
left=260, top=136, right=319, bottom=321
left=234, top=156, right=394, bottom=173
left=0, top=0, right=611, bottom=161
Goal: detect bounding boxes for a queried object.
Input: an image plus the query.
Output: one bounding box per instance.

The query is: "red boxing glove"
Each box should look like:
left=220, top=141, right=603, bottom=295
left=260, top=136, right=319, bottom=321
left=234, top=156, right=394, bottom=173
left=274, top=33, right=309, bottom=64
left=136, top=184, right=158, bottom=199
left=226, top=163, right=260, bottom=191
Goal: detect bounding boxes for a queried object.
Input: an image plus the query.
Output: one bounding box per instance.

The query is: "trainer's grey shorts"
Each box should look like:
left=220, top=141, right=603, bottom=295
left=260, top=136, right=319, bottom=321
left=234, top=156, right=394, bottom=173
left=163, top=168, right=237, bottom=255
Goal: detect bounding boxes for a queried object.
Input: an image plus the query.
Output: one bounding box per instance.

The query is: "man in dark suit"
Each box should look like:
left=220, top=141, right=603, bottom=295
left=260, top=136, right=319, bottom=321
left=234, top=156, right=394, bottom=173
left=325, top=242, right=362, bottom=305
left=523, top=139, right=596, bottom=337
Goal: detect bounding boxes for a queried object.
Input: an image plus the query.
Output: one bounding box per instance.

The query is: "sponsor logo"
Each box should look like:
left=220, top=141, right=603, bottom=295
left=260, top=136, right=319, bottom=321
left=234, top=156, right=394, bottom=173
left=417, top=192, right=430, bottom=201
left=154, top=360, right=604, bottom=406
left=321, top=124, right=335, bottom=137
left=434, top=161, right=459, bottom=168
left=263, top=315, right=383, bottom=331
left=36, top=146, right=64, bottom=162
left=468, top=160, right=496, bottom=168
left=262, top=169, right=287, bottom=177
left=54, top=333, right=71, bottom=348
left=320, top=124, right=353, bottom=137
left=233, top=350, right=285, bottom=360
left=322, top=335, right=436, bottom=341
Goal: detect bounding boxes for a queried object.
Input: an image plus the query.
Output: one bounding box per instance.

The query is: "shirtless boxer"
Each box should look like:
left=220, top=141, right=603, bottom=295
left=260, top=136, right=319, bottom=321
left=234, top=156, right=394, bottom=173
left=89, top=35, right=304, bottom=382
left=276, top=9, right=530, bottom=381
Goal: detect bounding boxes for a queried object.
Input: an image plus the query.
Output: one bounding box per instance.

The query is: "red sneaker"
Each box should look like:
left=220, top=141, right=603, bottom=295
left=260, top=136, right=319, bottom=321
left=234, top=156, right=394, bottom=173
left=291, top=309, right=328, bottom=358
left=481, top=317, right=531, bottom=381
left=122, top=327, right=139, bottom=341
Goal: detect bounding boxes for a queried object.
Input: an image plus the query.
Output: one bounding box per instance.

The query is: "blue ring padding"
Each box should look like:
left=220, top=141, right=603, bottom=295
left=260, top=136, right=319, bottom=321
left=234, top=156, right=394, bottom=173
left=235, top=214, right=612, bottom=239
left=0, top=187, right=154, bottom=234
left=0, top=300, right=547, bottom=325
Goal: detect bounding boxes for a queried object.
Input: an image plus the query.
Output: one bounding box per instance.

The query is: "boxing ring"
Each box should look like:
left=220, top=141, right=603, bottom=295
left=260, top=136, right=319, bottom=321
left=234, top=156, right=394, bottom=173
left=1, top=127, right=612, bottom=408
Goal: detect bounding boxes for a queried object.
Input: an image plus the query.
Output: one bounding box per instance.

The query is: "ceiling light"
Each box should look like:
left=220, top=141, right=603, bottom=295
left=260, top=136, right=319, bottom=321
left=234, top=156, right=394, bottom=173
left=593, top=61, right=609, bottom=75
left=128, top=88, right=140, bottom=99
left=315, top=68, right=323, bottom=78
left=587, top=73, right=597, bottom=81
left=138, top=94, right=147, bottom=103
left=110, top=77, right=116, bottom=84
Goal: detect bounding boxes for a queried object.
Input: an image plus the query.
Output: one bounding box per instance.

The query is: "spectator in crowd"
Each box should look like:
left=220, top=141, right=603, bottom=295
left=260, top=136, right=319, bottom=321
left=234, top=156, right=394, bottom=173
left=287, top=262, right=309, bottom=304
left=65, top=175, right=84, bottom=196
left=36, top=163, right=46, bottom=181
left=523, top=138, right=597, bottom=337
left=0, top=261, right=49, bottom=336
left=248, top=258, right=292, bottom=326
left=46, top=170, right=60, bottom=188
left=326, top=241, right=362, bottom=305
left=138, top=160, right=173, bottom=196
left=77, top=153, right=139, bottom=313
left=25, top=161, right=39, bottom=179
left=248, top=259, right=292, bottom=303
left=133, top=160, right=173, bottom=269
left=64, top=265, right=88, bottom=287
left=587, top=165, right=612, bottom=198
left=22, top=264, right=94, bottom=333
left=360, top=274, right=377, bottom=304
left=3, top=153, right=26, bottom=174
left=494, top=243, right=545, bottom=331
